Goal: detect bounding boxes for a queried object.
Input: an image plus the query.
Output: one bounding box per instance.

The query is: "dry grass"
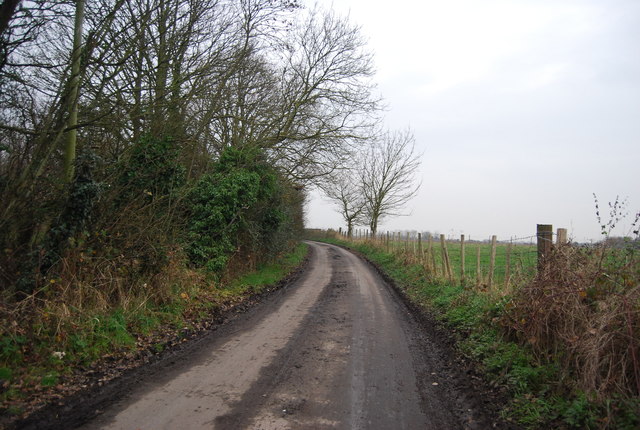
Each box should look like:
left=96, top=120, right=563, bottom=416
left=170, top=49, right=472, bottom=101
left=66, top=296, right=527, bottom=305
left=505, top=243, right=640, bottom=401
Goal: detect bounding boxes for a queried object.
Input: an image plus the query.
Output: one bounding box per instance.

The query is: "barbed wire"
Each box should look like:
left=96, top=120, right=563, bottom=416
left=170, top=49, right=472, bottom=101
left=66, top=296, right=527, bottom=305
left=340, top=229, right=567, bottom=246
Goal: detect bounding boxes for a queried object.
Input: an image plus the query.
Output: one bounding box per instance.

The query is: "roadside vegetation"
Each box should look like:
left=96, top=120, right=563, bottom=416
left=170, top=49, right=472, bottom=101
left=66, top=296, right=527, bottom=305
left=0, top=0, right=380, bottom=424
left=310, top=218, right=639, bottom=429
left=380, top=235, right=538, bottom=286
left=0, top=241, right=308, bottom=422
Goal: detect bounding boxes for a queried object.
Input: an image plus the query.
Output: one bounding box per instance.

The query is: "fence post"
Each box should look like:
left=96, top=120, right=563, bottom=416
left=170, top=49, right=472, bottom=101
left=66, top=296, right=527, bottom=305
left=418, top=233, right=423, bottom=263
left=476, top=246, right=481, bottom=287
left=537, top=224, right=553, bottom=269
left=440, top=234, right=453, bottom=282
left=440, top=235, right=447, bottom=278
left=428, top=234, right=436, bottom=274
left=505, top=241, right=512, bottom=289
left=556, top=228, right=567, bottom=245
left=460, top=234, right=466, bottom=285
left=413, top=233, right=417, bottom=257
left=405, top=231, right=409, bottom=254
left=488, top=235, right=497, bottom=288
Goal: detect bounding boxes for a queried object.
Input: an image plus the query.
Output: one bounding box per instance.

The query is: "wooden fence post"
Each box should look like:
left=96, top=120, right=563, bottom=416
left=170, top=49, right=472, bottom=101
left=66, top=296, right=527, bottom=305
left=488, top=235, right=497, bottom=288
left=418, top=232, right=423, bottom=263
left=428, top=235, right=436, bottom=274
left=439, top=235, right=447, bottom=277
left=476, top=246, right=481, bottom=287
left=460, top=234, right=466, bottom=285
left=505, top=241, right=512, bottom=288
left=413, top=233, right=417, bottom=257
left=556, top=228, right=567, bottom=245
left=537, top=224, right=553, bottom=269
left=440, top=234, right=453, bottom=282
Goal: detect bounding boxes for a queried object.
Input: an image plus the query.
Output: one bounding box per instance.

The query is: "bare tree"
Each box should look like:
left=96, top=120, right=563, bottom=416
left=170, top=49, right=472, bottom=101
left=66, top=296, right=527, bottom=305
left=0, top=0, right=379, bottom=277
left=189, top=6, right=379, bottom=184
left=321, top=165, right=366, bottom=238
left=261, top=7, right=380, bottom=183
left=361, top=129, right=422, bottom=236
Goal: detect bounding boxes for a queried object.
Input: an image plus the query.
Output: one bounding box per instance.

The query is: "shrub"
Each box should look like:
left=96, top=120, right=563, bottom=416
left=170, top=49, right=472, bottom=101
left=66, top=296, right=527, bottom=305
left=186, top=147, right=303, bottom=275
left=503, top=241, right=639, bottom=427
left=187, top=168, right=261, bottom=272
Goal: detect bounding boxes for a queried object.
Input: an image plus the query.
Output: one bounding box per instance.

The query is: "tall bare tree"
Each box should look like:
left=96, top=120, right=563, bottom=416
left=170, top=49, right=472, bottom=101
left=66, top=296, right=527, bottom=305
left=261, top=7, right=379, bottom=183
left=361, top=129, right=422, bottom=236
left=320, top=164, right=366, bottom=238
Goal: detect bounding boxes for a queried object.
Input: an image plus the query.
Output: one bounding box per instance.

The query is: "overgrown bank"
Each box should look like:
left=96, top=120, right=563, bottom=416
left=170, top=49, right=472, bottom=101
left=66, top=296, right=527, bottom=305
left=0, top=241, right=308, bottom=426
left=312, top=234, right=639, bottom=429
left=0, top=1, right=377, bottom=426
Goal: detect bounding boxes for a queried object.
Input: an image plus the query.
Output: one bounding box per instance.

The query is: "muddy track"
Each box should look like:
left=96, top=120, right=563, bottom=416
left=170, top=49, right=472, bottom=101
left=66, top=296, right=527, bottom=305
left=15, top=241, right=513, bottom=429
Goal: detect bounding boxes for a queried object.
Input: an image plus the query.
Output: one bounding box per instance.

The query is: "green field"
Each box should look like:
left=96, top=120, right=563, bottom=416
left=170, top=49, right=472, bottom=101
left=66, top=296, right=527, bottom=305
left=353, top=236, right=538, bottom=287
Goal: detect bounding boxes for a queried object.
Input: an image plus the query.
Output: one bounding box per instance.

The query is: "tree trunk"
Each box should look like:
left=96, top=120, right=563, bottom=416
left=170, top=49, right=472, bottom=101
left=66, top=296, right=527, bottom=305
left=63, top=0, right=85, bottom=183
left=370, top=218, right=378, bottom=237
left=152, top=0, right=169, bottom=137
left=132, top=29, right=145, bottom=141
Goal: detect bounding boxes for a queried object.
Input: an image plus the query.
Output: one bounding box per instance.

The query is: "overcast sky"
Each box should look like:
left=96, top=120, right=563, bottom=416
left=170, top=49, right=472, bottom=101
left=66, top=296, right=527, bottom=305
left=306, top=0, right=640, bottom=242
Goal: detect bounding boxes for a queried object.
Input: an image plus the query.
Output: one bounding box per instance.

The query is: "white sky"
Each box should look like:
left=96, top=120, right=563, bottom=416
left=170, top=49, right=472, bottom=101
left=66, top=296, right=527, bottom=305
left=306, top=0, right=640, bottom=242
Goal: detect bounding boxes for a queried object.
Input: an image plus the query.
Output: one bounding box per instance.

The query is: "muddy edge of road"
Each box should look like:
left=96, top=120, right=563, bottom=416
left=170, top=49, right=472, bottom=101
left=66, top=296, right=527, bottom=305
left=9, top=250, right=313, bottom=430
left=12, top=241, right=516, bottom=430
left=330, top=241, right=517, bottom=429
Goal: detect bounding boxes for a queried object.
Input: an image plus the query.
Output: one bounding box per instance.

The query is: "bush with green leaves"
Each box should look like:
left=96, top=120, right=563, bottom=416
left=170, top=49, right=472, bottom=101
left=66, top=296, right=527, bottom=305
left=186, top=147, right=302, bottom=274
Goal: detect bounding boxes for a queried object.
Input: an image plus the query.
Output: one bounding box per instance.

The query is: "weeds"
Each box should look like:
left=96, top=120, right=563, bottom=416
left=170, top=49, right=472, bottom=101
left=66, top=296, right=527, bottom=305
left=505, top=244, right=640, bottom=398
left=315, top=224, right=640, bottom=429
left=0, top=242, right=308, bottom=421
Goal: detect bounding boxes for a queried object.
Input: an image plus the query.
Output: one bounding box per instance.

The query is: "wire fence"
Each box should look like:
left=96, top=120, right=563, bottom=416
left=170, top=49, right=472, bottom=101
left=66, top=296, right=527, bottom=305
left=315, top=224, right=568, bottom=290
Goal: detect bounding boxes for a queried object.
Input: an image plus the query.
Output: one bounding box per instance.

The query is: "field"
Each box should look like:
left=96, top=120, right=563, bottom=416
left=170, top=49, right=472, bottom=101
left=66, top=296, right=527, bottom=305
left=353, top=234, right=538, bottom=288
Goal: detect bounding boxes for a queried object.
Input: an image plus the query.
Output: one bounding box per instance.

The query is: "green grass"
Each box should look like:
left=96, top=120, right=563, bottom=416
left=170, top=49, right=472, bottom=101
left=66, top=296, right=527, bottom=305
left=374, top=237, right=538, bottom=286
left=312, top=236, right=633, bottom=429
left=0, top=367, right=12, bottom=380
left=0, top=242, right=309, bottom=413
left=40, top=372, right=59, bottom=387
left=66, top=310, right=137, bottom=364
left=229, top=242, right=308, bottom=294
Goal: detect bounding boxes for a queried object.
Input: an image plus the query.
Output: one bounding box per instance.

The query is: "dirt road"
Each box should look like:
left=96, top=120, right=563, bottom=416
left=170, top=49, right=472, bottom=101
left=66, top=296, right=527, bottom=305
left=57, top=241, right=496, bottom=429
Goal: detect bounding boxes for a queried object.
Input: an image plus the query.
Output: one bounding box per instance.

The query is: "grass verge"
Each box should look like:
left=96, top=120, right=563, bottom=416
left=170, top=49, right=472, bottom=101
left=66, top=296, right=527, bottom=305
left=315, top=237, right=639, bottom=430
left=0, top=242, right=308, bottom=424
